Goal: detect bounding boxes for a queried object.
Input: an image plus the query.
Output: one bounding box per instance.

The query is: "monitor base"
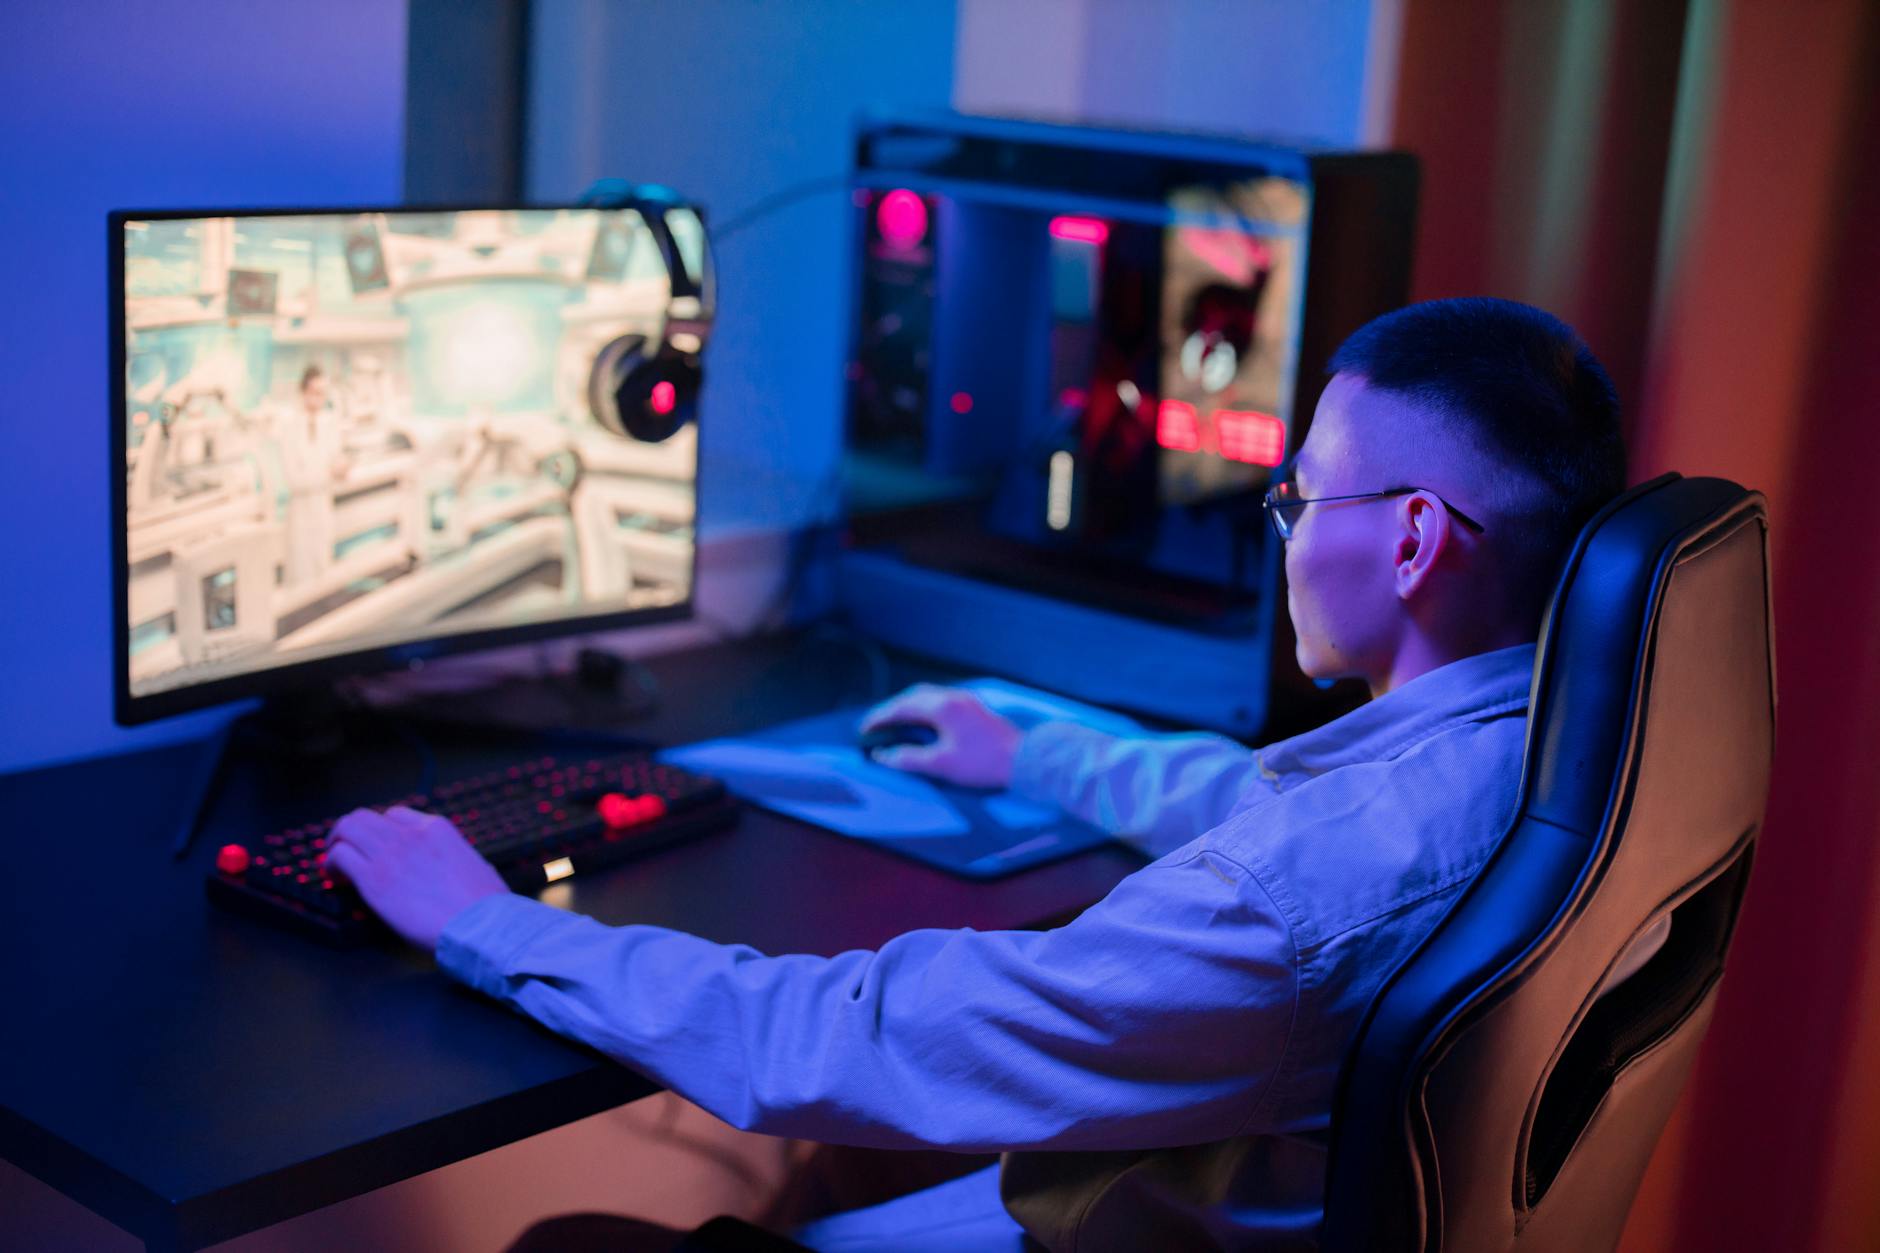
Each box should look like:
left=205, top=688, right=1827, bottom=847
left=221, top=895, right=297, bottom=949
left=169, top=688, right=354, bottom=861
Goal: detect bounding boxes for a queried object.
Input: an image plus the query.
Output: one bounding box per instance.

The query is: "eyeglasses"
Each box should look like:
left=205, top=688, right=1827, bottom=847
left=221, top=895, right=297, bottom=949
left=1261, top=479, right=1487, bottom=542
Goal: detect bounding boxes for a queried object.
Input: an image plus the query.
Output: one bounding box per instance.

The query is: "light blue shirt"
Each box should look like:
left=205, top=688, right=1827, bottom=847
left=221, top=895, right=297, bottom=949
left=439, top=643, right=1537, bottom=1249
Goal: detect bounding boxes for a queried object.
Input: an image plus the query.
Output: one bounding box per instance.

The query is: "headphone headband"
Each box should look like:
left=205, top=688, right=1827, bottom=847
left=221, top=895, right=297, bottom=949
left=578, top=180, right=715, bottom=322
left=578, top=180, right=714, bottom=444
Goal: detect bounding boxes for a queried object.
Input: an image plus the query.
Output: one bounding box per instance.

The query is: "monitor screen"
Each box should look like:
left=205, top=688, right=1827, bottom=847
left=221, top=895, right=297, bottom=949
left=114, top=206, right=701, bottom=722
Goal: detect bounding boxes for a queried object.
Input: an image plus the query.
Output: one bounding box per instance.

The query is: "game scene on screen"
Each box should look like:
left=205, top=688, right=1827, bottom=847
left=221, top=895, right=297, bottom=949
left=122, top=208, right=698, bottom=697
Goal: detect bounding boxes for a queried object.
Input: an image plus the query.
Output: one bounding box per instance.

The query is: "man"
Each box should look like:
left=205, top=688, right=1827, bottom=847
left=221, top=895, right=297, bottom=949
left=328, top=298, right=1628, bottom=1249
left=275, top=363, right=353, bottom=585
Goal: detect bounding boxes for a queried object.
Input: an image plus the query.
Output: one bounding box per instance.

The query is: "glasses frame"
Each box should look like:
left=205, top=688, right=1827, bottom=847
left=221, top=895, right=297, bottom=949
left=1261, top=479, right=1487, bottom=542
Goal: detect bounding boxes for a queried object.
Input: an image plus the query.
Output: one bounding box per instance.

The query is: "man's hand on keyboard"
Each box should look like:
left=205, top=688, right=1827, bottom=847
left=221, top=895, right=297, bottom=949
left=860, top=684, right=1025, bottom=789
left=327, top=806, right=510, bottom=951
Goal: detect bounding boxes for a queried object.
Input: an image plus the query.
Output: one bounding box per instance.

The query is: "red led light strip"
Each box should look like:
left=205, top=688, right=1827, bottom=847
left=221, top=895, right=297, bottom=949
left=1215, top=409, right=1285, bottom=465
left=1156, top=399, right=1201, bottom=451
left=1049, top=216, right=1110, bottom=245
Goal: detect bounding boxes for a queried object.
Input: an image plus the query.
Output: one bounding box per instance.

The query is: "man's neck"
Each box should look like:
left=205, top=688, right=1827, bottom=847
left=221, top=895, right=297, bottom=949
left=1370, top=628, right=1534, bottom=699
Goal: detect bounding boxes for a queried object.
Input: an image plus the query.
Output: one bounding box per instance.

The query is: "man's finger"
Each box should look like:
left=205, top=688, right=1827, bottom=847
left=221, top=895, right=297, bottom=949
left=859, top=696, right=918, bottom=731
left=384, top=805, right=431, bottom=828
left=331, top=808, right=394, bottom=855
left=324, top=841, right=372, bottom=888
left=416, top=812, right=468, bottom=844
left=860, top=687, right=955, bottom=731
left=877, top=744, right=947, bottom=772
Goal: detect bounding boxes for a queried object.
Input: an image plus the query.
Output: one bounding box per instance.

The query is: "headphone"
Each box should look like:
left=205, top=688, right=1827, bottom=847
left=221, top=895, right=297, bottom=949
left=580, top=181, right=716, bottom=444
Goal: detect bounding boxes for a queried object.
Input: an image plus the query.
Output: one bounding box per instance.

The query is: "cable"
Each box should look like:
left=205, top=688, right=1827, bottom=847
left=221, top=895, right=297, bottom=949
left=709, top=172, right=852, bottom=242
left=577, top=171, right=849, bottom=243
left=754, top=483, right=843, bottom=633
left=570, top=170, right=852, bottom=641
left=688, top=457, right=847, bottom=644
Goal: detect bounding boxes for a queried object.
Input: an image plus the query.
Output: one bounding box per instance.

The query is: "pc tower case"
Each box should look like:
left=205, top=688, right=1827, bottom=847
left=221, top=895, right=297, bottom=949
left=840, top=113, right=1417, bottom=739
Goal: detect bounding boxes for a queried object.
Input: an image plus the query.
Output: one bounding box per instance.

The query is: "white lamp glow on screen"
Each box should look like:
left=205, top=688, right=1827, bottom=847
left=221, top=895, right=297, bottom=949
left=429, top=299, right=541, bottom=408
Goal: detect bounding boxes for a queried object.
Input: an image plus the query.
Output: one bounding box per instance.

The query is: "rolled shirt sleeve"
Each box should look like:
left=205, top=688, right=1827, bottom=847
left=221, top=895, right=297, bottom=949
left=437, top=843, right=1298, bottom=1154
left=1009, top=722, right=1269, bottom=858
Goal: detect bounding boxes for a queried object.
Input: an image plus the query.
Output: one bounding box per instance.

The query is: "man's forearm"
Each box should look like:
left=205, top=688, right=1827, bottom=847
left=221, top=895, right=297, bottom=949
left=1009, top=722, right=1265, bottom=856
left=436, top=851, right=1292, bottom=1154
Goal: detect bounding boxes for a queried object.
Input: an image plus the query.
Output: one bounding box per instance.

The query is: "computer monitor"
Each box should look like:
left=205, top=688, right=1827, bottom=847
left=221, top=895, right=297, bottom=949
left=112, top=205, right=706, bottom=725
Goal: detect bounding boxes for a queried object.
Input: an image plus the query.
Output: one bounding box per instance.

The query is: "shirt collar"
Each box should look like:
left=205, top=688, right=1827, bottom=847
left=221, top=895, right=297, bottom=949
left=1256, top=643, right=1537, bottom=787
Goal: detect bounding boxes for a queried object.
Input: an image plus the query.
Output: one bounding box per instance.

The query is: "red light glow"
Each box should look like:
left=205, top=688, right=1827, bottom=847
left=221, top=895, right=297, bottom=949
left=950, top=392, right=974, bottom=414
left=1156, top=399, right=1202, bottom=452
left=1215, top=409, right=1286, bottom=466
left=649, top=380, right=677, bottom=415
left=876, top=189, right=929, bottom=250
left=1049, top=216, right=1110, bottom=246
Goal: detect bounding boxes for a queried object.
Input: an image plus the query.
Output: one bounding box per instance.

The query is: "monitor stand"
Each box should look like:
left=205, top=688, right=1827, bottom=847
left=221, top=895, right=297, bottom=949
left=168, top=656, right=663, bottom=860
left=381, top=648, right=661, bottom=737
left=169, top=689, right=352, bottom=860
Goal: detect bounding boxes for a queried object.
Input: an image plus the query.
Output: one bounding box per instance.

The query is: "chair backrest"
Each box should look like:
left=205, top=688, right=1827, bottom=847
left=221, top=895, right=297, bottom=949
left=1320, top=473, right=1776, bottom=1253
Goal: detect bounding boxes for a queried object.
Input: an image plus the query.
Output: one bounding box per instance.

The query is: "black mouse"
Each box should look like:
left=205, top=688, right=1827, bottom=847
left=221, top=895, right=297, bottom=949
left=858, top=720, right=940, bottom=759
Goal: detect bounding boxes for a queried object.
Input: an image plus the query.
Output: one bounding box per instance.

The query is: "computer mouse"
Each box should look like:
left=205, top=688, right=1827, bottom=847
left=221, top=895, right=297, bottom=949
left=858, top=720, right=941, bottom=759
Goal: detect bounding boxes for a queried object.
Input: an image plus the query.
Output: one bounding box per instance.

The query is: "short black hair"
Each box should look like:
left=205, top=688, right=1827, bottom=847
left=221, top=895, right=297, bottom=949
left=1327, top=296, right=1626, bottom=630
left=300, top=362, right=325, bottom=390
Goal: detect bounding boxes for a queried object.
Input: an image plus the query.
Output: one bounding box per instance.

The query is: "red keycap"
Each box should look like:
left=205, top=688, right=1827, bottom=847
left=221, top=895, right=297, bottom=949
left=598, top=792, right=639, bottom=827
left=215, top=844, right=251, bottom=875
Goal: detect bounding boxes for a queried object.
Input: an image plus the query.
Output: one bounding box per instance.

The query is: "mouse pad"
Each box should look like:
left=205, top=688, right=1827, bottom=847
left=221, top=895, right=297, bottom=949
left=659, top=681, right=1142, bottom=879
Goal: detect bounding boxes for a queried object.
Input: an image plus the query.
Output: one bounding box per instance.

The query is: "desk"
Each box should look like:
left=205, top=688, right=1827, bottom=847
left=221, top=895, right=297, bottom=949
left=0, top=634, right=1146, bottom=1251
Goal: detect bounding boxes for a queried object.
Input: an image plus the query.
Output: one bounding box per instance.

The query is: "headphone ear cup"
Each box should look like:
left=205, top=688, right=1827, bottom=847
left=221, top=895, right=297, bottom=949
left=587, top=332, right=648, bottom=439
left=589, top=333, right=699, bottom=443
left=617, top=356, right=690, bottom=443
left=650, top=347, right=703, bottom=430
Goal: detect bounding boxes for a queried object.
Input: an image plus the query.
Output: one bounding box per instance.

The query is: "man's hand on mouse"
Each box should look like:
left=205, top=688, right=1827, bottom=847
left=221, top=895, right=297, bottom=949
left=859, top=684, right=1024, bottom=789
left=325, top=806, right=510, bottom=951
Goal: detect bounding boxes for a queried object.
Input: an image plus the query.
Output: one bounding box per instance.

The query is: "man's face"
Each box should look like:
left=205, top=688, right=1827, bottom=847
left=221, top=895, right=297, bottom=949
left=1282, top=373, right=1405, bottom=682
left=301, top=375, right=329, bottom=415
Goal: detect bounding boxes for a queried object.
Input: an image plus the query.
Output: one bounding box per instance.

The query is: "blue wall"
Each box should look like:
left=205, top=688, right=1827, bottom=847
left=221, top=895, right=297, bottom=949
left=954, top=0, right=1381, bottom=147
left=1069, top=0, right=1376, bottom=144
left=526, top=0, right=961, bottom=538
left=0, top=0, right=407, bottom=772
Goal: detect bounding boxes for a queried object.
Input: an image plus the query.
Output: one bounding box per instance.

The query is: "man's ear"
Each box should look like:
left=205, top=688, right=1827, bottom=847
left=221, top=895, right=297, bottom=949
left=1393, top=493, right=1447, bottom=600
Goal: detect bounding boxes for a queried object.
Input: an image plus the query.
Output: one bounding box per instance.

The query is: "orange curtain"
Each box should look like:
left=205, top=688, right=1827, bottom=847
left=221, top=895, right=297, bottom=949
left=1391, top=1, right=1880, bottom=1248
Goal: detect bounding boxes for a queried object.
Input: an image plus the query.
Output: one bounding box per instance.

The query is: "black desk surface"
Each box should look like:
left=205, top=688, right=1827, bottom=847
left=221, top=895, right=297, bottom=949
left=0, top=634, right=1146, bottom=1251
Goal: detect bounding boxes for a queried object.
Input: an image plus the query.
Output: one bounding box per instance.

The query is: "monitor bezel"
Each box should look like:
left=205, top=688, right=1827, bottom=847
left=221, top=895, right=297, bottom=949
left=110, top=202, right=703, bottom=727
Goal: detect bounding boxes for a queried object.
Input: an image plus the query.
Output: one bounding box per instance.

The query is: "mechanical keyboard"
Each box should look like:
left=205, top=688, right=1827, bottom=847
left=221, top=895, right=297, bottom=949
left=206, top=751, right=739, bottom=945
